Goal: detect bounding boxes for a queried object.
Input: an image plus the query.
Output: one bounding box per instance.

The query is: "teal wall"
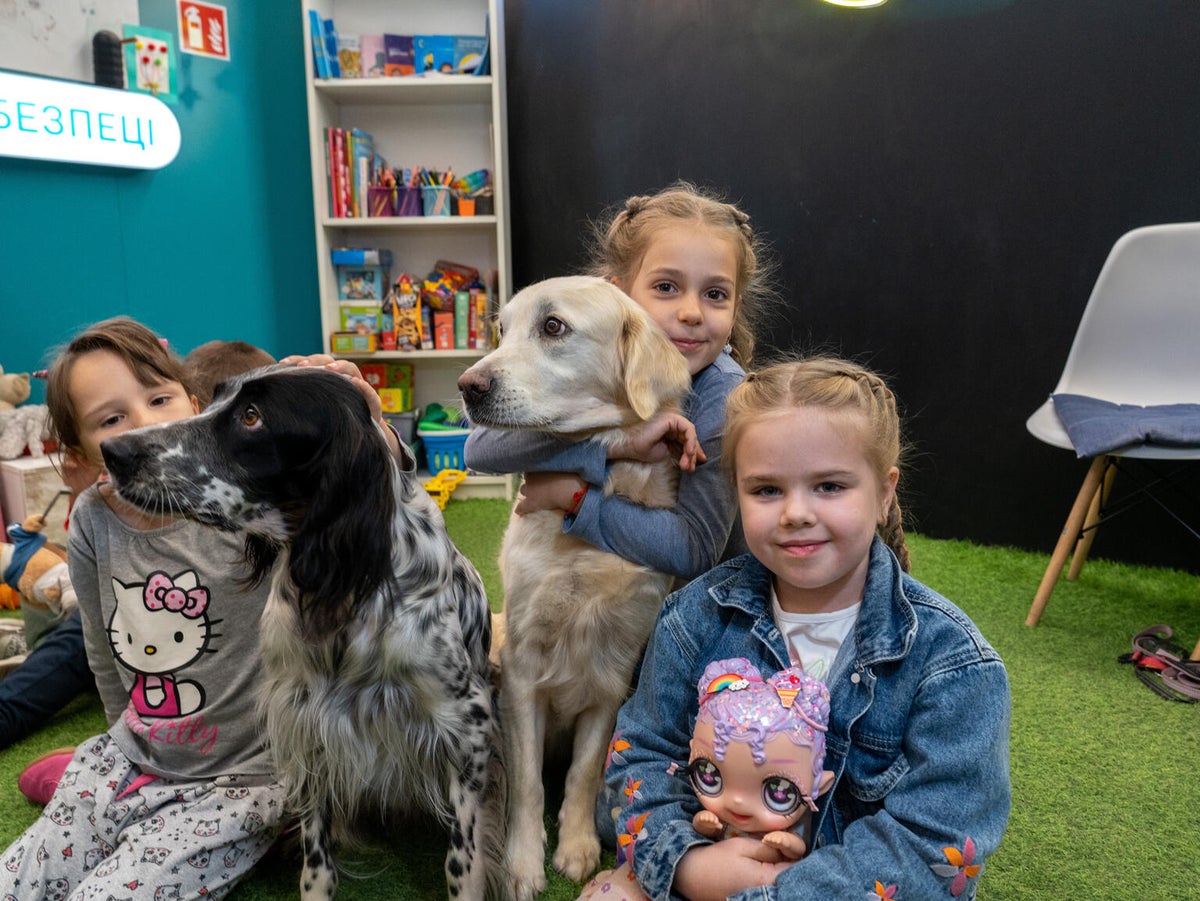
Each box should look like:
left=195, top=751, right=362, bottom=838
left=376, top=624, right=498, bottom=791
left=1, top=1, right=320, bottom=402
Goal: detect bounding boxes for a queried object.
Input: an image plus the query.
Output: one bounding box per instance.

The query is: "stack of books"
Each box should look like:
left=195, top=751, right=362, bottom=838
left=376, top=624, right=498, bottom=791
left=323, top=127, right=387, bottom=218
left=308, top=11, right=489, bottom=79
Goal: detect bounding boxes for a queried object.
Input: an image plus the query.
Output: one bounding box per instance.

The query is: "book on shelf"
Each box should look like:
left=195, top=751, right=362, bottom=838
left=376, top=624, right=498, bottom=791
left=307, top=10, right=330, bottom=78
left=383, top=34, right=414, bottom=76
left=350, top=128, right=375, bottom=217
left=336, top=129, right=350, bottom=217
left=322, top=17, right=342, bottom=78
left=476, top=14, right=492, bottom=77
left=322, top=128, right=334, bottom=215
left=360, top=34, right=386, bottom=77
left=414, top=35, right=455, bottom=74
left=337, top=34, right=362, bottom=78
left=453, top=35, right=488, bottom=75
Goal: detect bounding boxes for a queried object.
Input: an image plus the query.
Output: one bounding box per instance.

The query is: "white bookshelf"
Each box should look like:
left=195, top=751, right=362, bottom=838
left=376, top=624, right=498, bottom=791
left=300, top=0, right=512, bottom=500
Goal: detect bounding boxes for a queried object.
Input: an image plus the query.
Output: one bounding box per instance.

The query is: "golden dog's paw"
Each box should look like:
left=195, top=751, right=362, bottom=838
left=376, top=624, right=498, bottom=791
left=509, top=869, right=546, bottom=901
left=552, top=834, right=601, bottom=884
left=507, top=846, right=547, bottom=901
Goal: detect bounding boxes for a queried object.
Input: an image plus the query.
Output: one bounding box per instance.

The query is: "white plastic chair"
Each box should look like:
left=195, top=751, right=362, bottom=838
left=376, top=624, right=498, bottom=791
left=1025, top=222, right=1200, bottom=659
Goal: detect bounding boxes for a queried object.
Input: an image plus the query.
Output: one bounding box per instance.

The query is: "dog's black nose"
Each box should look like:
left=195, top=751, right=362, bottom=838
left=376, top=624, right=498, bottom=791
left=100, top=434, right=150, bottom=484
left=457, top=370, right=494, bottom=402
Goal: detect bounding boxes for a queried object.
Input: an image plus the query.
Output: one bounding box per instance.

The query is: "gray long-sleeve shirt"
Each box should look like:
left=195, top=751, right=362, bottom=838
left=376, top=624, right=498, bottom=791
left=69, top=485, right=275, bottom=782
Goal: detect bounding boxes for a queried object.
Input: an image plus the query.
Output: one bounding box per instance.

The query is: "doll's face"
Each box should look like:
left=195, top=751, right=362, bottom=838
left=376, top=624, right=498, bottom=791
left=688, top=721, right=814, bottom=835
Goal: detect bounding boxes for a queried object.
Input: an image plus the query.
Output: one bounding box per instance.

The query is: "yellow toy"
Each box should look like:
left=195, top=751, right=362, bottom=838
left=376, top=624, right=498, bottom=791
left=0, top=509, right=76, bottom=649
left=422, top=469, right=467, bottom=509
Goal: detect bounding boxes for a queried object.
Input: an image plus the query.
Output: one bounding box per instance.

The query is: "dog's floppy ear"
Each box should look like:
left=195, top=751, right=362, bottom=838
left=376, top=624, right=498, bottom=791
left=280, top=375, right=398, bottom=637
left=619, top=305, right=692, bottom=421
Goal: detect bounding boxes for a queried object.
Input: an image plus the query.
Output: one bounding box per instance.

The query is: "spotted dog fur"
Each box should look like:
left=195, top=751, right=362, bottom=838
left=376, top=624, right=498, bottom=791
left=101, top=366, right=506, bottom=901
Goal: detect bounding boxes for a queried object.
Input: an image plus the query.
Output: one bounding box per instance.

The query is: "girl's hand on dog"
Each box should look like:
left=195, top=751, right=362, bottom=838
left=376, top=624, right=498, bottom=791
left=607, top=412, right=706, bottom=472
left=514, top=471, right=587, bottom=516
left=281, top=354, right=400, bottom=455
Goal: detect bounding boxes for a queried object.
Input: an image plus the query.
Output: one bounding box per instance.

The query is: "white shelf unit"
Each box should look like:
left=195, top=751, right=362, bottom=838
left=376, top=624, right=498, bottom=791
left=301, top=0, right=512, bottom=500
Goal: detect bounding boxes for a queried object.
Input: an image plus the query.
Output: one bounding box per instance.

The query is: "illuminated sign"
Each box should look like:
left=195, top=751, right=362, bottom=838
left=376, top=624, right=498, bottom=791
left=0, top=70, right=180, bottom=170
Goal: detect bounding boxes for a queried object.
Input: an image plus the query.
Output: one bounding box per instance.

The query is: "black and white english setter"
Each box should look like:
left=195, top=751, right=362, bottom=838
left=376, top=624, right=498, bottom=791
left=101, top=365, right=506, bottom=901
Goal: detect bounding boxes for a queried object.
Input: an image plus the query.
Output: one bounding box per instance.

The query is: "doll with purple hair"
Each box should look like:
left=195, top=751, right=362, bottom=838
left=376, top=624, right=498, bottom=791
left=686, top=657, right=833, bottom=857
left=578, top=658, right=832, bottom=900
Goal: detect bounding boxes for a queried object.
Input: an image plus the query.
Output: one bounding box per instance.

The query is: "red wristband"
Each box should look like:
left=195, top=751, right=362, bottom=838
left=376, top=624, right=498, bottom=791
left=567, top=487, right=587, bottom=516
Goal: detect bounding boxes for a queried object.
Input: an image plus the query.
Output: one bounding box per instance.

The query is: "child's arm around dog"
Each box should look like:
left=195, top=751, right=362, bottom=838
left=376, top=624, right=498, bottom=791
left=464, top=352, right=743, bottom=579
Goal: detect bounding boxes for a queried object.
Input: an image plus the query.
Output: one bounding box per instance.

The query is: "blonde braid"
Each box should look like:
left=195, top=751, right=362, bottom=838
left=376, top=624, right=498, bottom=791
left=847, top=367, right=912, bottom=572
left=882, top=496, right=911, bottom=573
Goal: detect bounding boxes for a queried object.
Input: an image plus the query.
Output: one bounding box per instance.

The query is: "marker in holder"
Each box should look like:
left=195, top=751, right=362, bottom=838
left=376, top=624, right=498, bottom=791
left=396, top=186, right=422, bottom=216
left=368, top=186, right=396, bottom=217
left=421, top=185, right=451, bottom=217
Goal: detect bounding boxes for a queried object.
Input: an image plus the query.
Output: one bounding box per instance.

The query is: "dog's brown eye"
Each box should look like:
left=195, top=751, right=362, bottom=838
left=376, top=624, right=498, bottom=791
left=543, top=317, right=567, bottom=337
left=241, top=406, right=261, bottom=427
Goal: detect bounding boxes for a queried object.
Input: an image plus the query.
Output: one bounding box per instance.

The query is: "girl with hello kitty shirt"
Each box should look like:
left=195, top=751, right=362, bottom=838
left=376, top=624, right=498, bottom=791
left=0, top=319, right=398, bottom=900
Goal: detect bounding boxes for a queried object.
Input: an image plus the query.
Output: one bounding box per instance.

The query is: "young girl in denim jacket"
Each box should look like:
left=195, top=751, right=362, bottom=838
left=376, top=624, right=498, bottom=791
left=603, top=357, right=1011, bottom=901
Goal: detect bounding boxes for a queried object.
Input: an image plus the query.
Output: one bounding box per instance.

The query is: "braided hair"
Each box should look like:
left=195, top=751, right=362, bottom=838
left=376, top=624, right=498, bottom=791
left=722, top=356, right=911, bottom=572
left=587, top=181, right=773, bottom=369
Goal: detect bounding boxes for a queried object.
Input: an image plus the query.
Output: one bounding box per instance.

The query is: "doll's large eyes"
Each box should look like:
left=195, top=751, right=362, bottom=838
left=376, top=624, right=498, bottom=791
left=762, top=776, right=803, bottom=816
left=689, top=758, right=723, bottom=797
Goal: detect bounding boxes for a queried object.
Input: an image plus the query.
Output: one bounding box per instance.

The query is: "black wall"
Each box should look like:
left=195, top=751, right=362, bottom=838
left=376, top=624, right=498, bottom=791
left=502, top=0, right=1200, bottom=571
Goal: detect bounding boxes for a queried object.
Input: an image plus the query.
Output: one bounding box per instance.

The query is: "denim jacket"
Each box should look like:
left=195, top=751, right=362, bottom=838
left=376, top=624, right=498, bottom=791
left=604, top=539, right=1011, bottom=901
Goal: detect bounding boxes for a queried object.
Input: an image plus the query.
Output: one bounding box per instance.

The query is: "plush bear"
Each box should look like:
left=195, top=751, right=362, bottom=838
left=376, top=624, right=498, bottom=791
left=0, top=514, right=74, bottom=650
left=0, top=404, right=50, bottom=459
left=0, top=366, right=32, bottom=412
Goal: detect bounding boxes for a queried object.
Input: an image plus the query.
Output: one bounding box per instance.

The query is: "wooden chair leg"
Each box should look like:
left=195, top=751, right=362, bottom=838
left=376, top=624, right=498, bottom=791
left=1067, top=460, right=1116, bottom=581
left=1192, top=634, right=1200, bottom=663
left=1026, top=456, right=1110, bottom=626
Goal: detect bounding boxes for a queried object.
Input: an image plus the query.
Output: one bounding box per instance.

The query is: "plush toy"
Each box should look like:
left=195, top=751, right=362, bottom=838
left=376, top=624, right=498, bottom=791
left=0, top=366, right=31, bottom=411
left=0, top=404, right=51, bottom=459
left=0, top=513, right=75, bottom=650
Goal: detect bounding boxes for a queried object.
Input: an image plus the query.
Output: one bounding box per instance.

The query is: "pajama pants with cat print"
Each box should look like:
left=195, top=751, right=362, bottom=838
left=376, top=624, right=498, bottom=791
left=0, top=732, right=286, bottom=901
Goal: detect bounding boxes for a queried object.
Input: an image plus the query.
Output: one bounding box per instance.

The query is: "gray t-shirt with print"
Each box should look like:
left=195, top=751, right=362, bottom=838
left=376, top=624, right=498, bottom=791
left=68, top=485, right=275, bottom=782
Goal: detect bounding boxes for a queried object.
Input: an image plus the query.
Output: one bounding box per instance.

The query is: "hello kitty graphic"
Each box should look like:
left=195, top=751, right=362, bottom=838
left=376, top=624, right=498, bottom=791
left=110, top=571, right=218, bottom=717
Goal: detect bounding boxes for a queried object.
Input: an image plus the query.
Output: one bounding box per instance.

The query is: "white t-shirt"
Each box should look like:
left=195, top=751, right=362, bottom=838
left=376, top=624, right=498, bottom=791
left=771, top=588, right=860, bottom=681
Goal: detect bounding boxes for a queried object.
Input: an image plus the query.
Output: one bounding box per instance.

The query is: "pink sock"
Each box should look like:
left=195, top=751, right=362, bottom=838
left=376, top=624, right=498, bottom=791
left=18, top=748, right=75, bottom=805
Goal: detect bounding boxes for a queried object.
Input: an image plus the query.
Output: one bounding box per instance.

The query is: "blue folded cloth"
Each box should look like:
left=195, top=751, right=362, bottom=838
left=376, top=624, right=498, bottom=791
left=1052, top=393, right=1200, bottom=457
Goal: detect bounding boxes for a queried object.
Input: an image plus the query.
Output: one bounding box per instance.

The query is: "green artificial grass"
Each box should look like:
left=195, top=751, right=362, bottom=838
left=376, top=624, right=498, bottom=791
left=2, top=500, right=1198, bottom=900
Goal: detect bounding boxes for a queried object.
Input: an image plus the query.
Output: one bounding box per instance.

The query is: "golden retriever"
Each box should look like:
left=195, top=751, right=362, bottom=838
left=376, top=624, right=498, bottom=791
left=457, top=276, right=692, bottom=901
